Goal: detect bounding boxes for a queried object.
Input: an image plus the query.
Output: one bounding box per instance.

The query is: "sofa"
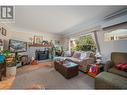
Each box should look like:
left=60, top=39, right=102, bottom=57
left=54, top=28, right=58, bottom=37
left=54, top=51, right=96, bottom=72
left=95, top=52, right=127, bottom=89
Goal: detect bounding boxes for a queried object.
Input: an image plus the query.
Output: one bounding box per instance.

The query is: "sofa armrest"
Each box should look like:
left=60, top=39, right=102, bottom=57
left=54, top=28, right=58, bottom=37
left=78, top=58, right=94, bottom=72
left=81, top=58, right=95, bottom=65
left=104, top=61, right=114, bottom=71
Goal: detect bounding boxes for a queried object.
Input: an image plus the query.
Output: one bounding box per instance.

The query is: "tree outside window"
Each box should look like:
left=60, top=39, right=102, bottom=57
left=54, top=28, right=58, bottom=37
left=71, top=35, right=96, bottom=52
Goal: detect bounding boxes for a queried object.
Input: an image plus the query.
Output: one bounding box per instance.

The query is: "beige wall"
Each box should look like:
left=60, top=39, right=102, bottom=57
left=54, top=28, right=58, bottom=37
left=0, top=23, right=62, bottom=56
left=9, top=26, right=62, bottom=43
left=0, top=23, right=62, bottom=45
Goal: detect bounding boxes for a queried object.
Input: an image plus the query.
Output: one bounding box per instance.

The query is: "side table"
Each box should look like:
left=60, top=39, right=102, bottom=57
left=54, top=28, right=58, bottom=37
left=87, top=63, right=104, bottom=78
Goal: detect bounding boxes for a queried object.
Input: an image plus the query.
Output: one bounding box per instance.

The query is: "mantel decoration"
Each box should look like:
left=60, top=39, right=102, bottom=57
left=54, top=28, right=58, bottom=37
left=34, top=36, right=43, bottom=44
left=29, top=36, right=53, bottom=47
left=42, top=40, right=48, bottom=45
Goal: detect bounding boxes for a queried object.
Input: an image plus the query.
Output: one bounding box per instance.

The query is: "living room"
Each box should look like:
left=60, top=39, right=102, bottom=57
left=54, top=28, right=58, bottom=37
left=0, top=6, right=127, bottom=90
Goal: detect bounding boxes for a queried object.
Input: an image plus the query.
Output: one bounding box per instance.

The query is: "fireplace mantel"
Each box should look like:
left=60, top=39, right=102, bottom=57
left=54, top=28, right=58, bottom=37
left=29, top=44, right=52, bottom=47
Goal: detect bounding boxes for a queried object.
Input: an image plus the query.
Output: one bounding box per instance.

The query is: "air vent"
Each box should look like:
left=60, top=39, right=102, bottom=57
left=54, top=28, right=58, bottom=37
left=104, top=8, right=127, bottom=20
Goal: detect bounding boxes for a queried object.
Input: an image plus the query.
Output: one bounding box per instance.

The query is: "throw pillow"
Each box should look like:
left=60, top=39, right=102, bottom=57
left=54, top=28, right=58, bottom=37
left=63, top=51, right=71, bottom=57
left=115, top=63, right=127, bottom=71
left=115, top=63, right=123, bottom=69
left=121, top=64, right=127, bottom=71
left=80, top=52, right=86, bottom=60
left=73, top=51, right=81, bottom=59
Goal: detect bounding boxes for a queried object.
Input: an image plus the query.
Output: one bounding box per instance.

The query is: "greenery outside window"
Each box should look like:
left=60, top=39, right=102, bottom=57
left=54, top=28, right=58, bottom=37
left=70, top=34, right=96, bottom=52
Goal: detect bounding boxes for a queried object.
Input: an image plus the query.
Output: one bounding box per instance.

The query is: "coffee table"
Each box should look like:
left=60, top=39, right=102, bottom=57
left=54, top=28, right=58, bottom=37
left=54, top=60, right=79, bottom=79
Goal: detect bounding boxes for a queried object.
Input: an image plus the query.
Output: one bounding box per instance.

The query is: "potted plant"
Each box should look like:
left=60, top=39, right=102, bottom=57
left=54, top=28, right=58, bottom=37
left=2, top=50, right=17, bottom=77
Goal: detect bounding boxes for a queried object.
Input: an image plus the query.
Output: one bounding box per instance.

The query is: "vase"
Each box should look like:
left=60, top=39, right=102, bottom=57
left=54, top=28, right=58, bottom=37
left=6, top=66, right=17, bottom=77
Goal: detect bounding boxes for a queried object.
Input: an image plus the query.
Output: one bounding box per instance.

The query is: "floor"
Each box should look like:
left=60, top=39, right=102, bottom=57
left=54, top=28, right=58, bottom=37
left=0, top=61, right=94, bottom=89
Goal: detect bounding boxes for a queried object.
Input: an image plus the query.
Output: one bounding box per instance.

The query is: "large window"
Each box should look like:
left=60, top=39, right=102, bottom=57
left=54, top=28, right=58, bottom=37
left=104, top=29, right=127, bottom=41
left=69, top=33, right=96, bottom=52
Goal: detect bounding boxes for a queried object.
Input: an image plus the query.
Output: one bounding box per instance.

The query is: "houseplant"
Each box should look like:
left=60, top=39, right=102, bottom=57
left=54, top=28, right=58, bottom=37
left=2, top=50, right=17, bottom=77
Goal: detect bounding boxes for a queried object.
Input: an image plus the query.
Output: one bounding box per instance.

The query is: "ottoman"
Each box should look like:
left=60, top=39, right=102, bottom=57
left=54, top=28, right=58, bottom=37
left=54, top=60, right=79, bottom=79
left=95, top=72, right=127, bottom=89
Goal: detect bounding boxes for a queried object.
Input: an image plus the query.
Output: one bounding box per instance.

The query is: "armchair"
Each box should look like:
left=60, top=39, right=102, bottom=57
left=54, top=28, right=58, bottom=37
left=95, top=52, right=127, bottom=89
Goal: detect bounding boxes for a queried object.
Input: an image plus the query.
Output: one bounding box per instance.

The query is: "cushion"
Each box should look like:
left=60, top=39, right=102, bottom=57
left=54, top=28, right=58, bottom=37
left=86, top=51, right=91, bottom=58
left=72, top=51, right=81, bottom=59
left=96, top=72, right=127, bottom=89
left=53, top=57, right=66, bottom=61
left=63, top=51, right=71, bottom=57
left=108, top=67, right=127, bottom=78
left=80, top=52, right=87, bottom=60
left=121, top=64, right=127, bottom=70
left=115, top=63, right=127, bottom=71
left=66, top=57, right=82, bottom=64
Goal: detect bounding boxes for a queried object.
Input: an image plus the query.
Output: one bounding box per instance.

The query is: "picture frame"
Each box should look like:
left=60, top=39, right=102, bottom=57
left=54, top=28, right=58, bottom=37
left=1, top=27, right=7, bottom=36
left=0, top=39, right=3, bottom=46
left=33, top=36, right=43, bottom=44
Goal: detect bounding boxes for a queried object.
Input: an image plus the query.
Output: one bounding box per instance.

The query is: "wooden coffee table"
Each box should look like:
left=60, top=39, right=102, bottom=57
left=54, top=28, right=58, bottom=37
left=54, top=60, right=79, bottom=79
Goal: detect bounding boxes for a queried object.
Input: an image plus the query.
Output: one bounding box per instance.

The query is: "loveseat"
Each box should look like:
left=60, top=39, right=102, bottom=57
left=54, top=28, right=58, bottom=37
left=95, top=52, right=127, bottom=89
left=54, top=51, right=96, bottom=72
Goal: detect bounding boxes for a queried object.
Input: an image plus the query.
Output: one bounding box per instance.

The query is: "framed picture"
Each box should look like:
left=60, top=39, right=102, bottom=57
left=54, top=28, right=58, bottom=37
left=34, top=36, right=43, bottom=44
left=1, top=27, right=7, bottom=36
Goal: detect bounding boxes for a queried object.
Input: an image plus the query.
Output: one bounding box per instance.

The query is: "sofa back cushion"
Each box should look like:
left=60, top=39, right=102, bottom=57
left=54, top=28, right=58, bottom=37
left=72, top=51, right=81, bottom=59
left=62, top=51, right=71, bottom=57
left=79, top=51, right=91, bottom=60
left=111, top=52, right=127, bottom=65
left=80, top=52, right=87, bottom=60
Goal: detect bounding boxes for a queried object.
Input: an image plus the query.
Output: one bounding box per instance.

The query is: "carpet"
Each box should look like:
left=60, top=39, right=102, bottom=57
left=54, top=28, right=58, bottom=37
left=10, top=64, right=94, bottom=89
left=16, top=61, right=53, bottom=75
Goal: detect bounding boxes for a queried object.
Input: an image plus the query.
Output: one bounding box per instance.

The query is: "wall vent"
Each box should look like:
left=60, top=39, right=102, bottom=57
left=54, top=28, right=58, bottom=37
left=104, top=8, right=127, bottom=21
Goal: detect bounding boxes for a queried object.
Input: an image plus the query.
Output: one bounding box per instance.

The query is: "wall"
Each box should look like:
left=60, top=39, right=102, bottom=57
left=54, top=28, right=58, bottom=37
left=0, top=23, right=11, bottom=50
left=9, top=26, right=62, bottom=43
left=0, top=23, right=62, bottom=57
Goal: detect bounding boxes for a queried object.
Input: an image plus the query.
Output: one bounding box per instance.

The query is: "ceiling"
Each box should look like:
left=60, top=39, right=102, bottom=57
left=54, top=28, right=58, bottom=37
left=14, top=6, right=126, bottom=34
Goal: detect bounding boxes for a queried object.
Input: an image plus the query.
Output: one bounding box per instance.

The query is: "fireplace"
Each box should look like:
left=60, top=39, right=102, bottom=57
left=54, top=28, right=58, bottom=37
left=35, top=50, right=49, bottom=60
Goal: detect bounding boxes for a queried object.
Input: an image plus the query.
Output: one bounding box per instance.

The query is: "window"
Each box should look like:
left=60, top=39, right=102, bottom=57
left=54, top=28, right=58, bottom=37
left=104, top=29, right=127, bottom=41
left=69, top=33, right=96, bottom=52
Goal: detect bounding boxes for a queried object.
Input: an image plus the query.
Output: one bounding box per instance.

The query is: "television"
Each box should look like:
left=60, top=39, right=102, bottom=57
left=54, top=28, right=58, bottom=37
left=9, top=39, right=27, bottom=52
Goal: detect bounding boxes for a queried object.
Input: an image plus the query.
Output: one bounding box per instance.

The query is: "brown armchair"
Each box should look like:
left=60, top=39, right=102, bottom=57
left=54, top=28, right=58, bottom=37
left=95, top=52, right=127, bottom=89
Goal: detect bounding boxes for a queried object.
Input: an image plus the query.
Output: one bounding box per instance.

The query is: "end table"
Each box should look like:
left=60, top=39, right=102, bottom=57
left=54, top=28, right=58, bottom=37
left=87, top=63, right=104, bottom=78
